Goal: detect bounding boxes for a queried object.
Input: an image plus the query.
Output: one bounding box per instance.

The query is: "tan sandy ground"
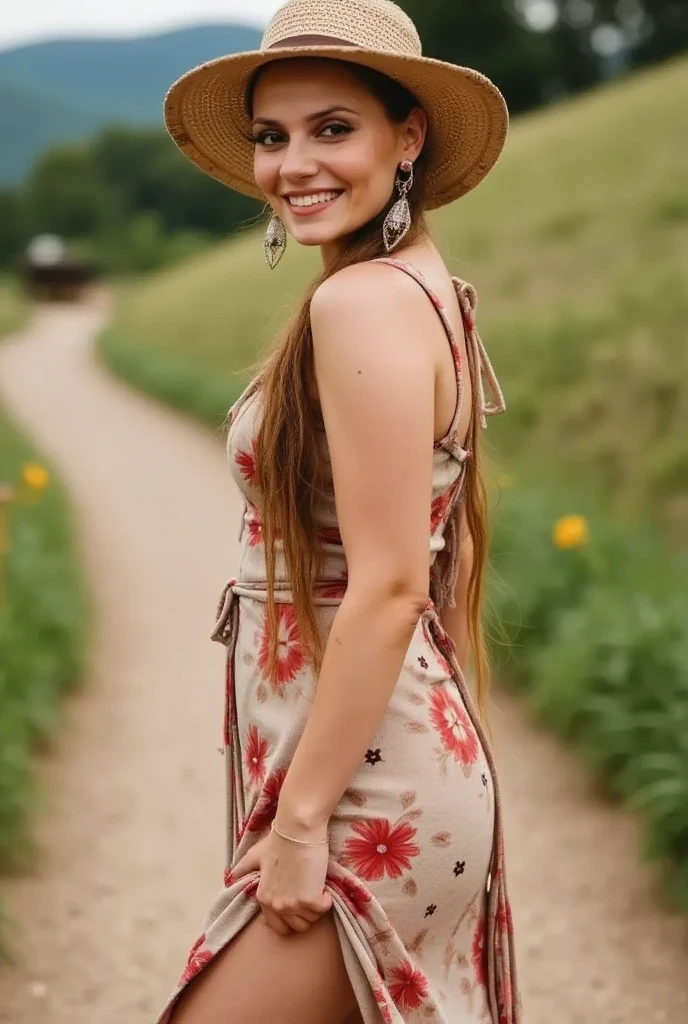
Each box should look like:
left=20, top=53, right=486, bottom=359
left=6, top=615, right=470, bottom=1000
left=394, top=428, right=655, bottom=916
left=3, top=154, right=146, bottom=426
left=0, top=298, right=686, bottom=1024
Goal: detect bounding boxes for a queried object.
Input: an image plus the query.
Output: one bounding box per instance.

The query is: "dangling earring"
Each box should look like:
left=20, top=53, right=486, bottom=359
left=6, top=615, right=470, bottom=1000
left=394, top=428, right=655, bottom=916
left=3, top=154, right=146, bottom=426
left=383, top=160, right=414, bottom=252
left=264, top=213, right=287, bottom=269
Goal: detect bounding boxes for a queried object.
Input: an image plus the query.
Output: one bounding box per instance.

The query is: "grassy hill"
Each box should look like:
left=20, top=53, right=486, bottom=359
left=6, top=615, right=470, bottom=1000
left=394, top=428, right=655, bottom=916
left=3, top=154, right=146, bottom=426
left=101, top=56, right=688, bottom=532
left=0, top=24, right=262, bottom=184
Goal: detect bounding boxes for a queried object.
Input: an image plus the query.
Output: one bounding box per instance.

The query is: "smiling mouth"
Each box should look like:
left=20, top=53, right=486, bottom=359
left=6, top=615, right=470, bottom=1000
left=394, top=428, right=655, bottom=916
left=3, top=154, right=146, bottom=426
left=285, top=190, right=342, bottom=209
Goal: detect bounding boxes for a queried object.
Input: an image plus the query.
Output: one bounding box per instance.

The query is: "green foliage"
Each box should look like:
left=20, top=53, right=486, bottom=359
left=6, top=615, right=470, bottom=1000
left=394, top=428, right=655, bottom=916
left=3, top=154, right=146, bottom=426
left=397, top=1, right=688, bottom=112
left=100, top=326, right=241, bottom=430
left=0, top=410, right=88, bottom=878
left=489, top=480, right=688, bottom=905
left=24, top=143, right=119, bottom=239
left=0, top=124, right=262, bottom=274
left=0, top=289, right=87, bottom=936
left=0, top=278, right=28, bottom=337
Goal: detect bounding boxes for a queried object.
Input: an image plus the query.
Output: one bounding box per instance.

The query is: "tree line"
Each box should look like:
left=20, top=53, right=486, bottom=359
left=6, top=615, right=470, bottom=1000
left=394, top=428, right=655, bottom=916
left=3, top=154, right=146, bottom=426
left=1, top=0, right=685, bottom=275
left=0, top=126, right=261, bottom=273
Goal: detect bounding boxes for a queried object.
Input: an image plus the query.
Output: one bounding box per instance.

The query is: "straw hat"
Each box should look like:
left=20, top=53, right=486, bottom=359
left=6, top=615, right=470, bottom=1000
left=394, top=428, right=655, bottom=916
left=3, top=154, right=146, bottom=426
left=164, top=0, right=509, bottom=210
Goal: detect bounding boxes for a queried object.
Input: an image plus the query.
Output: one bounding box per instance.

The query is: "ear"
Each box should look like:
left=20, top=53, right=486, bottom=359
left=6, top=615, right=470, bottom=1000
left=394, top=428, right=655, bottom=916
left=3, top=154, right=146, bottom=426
left=400, top=106, right=428, bottom=164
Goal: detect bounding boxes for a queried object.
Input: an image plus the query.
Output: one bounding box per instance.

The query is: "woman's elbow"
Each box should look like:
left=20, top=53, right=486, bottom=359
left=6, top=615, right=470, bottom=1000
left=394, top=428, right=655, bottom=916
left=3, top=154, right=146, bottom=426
left=348, top=571, right=429, bottom=621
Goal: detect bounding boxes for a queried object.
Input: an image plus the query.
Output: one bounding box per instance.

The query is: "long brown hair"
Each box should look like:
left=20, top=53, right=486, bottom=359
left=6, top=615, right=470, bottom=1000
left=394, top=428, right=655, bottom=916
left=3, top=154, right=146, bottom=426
left=249, top=61, right=492, bottom=714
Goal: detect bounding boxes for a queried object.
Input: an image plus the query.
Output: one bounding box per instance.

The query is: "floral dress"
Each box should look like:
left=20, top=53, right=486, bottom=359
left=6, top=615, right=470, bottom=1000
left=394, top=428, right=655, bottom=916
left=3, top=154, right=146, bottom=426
left=155, top=258, right=521, bottom=1024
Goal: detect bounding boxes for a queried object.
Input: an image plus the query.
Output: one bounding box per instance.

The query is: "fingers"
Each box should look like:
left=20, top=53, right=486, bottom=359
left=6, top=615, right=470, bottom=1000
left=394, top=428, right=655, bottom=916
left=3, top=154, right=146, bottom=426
left=232, top=847, right=261, bottom=880
left=282, top=915, right=314, bottom=933
left=261, top=906, right=291, bottom=936
left=315, top=890, right=333, bottom=914
left=260, top=903, right=328, bottom=934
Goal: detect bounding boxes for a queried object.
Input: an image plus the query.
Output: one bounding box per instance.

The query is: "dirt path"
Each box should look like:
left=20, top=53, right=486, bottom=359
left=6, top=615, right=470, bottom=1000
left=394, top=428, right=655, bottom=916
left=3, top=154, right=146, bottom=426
left=0, top=299, right=686, bottom=1024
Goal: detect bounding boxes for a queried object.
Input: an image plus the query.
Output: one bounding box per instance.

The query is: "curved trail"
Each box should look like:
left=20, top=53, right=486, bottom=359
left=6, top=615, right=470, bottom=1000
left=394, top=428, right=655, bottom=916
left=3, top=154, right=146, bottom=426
left=0, top=299, right=686, bottom=1023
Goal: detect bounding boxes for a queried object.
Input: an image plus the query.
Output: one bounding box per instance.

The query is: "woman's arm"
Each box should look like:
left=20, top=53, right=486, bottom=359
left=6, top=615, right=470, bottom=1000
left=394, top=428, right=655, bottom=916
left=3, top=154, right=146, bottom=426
left=438, top=507, right=474, bottom=674
left=275, top=263, right=440, bottom=839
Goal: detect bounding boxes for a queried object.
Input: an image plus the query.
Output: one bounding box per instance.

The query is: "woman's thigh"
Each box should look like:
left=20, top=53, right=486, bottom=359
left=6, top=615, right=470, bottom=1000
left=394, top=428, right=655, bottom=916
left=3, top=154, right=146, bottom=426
left=170, top=912, right=358, bottom=1024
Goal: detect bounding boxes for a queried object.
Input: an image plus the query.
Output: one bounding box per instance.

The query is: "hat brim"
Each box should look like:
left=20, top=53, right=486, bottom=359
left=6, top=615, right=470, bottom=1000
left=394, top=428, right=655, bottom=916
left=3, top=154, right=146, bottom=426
left=164, top=46, right=508, bottom=211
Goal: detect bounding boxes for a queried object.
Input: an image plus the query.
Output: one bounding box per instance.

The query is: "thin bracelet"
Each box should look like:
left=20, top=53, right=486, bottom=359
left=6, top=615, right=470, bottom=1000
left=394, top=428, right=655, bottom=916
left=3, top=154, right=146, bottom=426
left=271, top=821, right=329, bottom=847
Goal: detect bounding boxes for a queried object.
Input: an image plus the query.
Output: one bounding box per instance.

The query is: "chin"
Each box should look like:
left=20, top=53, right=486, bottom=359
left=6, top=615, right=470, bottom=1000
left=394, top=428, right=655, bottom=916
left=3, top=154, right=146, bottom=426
left=287, top=221, right=351, bottom=248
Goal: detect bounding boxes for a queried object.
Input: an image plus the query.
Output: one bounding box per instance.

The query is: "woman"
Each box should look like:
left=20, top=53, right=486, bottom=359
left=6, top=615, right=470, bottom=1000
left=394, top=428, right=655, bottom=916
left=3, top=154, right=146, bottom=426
left=159, top=1, right=520, bottom=1022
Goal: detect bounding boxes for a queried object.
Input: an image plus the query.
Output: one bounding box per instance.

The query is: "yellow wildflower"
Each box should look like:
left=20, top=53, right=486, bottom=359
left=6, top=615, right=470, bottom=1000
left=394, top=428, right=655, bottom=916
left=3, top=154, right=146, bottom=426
left=21, top=463, right=49, bottom=492
left=553, top=515, right=589, bottom=550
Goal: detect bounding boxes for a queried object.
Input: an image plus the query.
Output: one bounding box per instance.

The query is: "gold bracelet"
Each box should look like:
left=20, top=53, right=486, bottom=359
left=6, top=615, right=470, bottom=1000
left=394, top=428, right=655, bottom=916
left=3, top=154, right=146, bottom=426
left=271, top=821, right=329, bottom=847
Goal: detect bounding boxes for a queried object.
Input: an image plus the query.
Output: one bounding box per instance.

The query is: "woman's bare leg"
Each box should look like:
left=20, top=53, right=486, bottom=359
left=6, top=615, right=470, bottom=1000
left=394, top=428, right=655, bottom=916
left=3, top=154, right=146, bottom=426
left=170, top=912, right=358, bottom=1024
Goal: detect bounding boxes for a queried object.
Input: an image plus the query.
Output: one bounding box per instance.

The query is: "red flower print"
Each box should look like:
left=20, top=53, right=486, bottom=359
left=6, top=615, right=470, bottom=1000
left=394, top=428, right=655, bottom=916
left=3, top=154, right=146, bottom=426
left=243, top=724, right=269, bottom=787
left=223, top=868, right=235, bottom=887
left=321, top=582, right=347, bottom=600
left=320, top=526, right=342, bottom=545
left=389, top=960, right=429, bottom=1011
left=343, top=818, right=420, bottom=881
left=257, top=604, right=306, bottom=687
left=373, top=982, right=394, bottom=1024
left=247, top=517, right=263, bottom=547
left=179, top=934, right=213, bottom=987
left=329, top=873, right=373, bottom=920
left=429, top=688, right=479, bottom=766
left=236, top=440, right=259, bottom=488
left=243, top=876, right=259, bottom=899
left=245, top=767, right=287, bottom=834
left=430, top=480, right=460, bottom=533
left=497, top=896, right=514, bottom=936
left=472, top=917, right=486, bottom=985
left=430, top=490, right=452, bottom=534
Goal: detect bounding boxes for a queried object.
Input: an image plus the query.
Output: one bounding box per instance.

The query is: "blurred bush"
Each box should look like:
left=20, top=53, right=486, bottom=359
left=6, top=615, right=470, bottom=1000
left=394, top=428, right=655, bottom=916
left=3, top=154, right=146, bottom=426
left=490, top=480, right=688, bottom=906
left=0, top=411, right=88, bottom=878
left=0, top=126, right=262, bottom=276
left=0, top=298, right=88, bottom=887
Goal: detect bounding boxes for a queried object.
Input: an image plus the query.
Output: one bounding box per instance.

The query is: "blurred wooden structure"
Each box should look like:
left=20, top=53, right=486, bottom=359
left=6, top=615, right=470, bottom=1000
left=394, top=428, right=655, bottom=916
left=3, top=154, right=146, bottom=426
left=21, top=235, right=98, bottom=301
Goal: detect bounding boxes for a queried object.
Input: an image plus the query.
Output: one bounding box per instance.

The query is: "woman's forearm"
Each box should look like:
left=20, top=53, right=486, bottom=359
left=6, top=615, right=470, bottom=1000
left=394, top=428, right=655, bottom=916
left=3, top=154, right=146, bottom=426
left=276, top=585, right=427, bottom=836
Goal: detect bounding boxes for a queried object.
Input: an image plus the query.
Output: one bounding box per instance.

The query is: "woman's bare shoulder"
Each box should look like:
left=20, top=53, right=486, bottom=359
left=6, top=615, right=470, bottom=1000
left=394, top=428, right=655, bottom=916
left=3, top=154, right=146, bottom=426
left=310, top=260, right=434, bottom=341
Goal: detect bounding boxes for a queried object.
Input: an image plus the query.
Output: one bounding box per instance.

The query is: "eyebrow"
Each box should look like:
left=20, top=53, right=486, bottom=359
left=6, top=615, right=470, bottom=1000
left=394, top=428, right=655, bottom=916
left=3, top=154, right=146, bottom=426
left=252, top=105, right=359, bottom=127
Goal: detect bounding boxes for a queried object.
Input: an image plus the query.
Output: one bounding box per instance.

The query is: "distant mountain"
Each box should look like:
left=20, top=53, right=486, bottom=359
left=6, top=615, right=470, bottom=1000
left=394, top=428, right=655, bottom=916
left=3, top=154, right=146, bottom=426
left=0, top=24, right=263, bottom=184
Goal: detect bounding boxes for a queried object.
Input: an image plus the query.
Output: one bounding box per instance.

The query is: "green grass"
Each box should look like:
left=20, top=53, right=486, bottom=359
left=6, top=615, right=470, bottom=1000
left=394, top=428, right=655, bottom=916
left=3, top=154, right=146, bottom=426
left=0, top=285, right=88, bottom=955
left=101, top=58, right=688, bottom=522
left=0, top=279, right=29, bottom=338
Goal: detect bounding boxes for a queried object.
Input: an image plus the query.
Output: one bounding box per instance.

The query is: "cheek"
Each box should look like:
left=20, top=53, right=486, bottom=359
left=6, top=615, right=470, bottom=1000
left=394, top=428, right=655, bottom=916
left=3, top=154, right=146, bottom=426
left=253, top=151, right=279, bottom=197
left=335, top=141, right=395, bottom=200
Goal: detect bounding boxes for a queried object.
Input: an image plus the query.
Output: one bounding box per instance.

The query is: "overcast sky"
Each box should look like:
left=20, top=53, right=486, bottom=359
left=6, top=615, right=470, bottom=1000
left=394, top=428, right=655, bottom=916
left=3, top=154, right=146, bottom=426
left=0, top=0, right=285, bottom=50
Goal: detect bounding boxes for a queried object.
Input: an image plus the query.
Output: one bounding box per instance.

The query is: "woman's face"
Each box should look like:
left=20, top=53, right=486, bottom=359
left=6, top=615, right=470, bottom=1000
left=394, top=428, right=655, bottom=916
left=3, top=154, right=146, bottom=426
left=251, top=59, right=426, bottom=254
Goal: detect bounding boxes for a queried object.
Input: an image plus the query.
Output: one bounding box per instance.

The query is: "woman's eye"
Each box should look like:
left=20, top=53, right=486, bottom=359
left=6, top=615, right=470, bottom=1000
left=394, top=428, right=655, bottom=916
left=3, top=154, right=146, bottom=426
left=319, top=122, right=352, bottom=139
left=254, top=130, right=285, bottom=147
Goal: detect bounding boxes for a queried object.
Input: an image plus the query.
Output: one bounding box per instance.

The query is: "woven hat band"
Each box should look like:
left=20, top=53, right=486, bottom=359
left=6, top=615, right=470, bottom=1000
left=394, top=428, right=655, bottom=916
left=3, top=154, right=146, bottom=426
left=267, top=35, right=358, bottom=50
left=262, top=0, right=422, bottom=56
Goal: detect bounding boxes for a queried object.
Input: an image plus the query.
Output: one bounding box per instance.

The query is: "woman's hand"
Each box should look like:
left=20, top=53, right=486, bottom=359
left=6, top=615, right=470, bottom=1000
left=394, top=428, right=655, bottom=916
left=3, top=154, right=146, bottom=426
left=232, top=826, right=332, bottom=935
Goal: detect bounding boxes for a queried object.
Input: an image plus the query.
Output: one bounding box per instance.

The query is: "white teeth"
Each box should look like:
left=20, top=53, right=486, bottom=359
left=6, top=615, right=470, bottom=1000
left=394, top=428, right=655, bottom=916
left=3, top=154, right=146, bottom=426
left=288, top=191, right=339, bottom=208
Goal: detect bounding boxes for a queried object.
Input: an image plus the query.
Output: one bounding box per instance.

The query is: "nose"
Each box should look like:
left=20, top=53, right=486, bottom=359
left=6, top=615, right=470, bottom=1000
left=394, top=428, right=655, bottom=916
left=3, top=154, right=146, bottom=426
left=278, top=135, right=319, bottom=184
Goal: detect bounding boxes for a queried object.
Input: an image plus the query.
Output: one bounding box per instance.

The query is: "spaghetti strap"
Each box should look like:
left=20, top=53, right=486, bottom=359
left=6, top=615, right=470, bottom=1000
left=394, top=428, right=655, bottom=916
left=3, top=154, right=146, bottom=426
left=373, top=257, right=465, bottom=450
left=373, top=258, right=506, bottom=435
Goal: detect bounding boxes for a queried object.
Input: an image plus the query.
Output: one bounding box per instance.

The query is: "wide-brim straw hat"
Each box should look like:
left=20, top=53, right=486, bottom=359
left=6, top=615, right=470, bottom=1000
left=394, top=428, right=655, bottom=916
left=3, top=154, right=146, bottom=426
left=164, top=0, right=509, bottom=211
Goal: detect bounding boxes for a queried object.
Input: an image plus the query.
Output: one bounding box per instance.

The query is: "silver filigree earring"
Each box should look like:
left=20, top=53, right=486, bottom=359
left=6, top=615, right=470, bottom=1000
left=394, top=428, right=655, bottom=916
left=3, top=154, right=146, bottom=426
left=383, top=160, right=414, bottom=252
left=264, top=213, right=287, bottom=269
